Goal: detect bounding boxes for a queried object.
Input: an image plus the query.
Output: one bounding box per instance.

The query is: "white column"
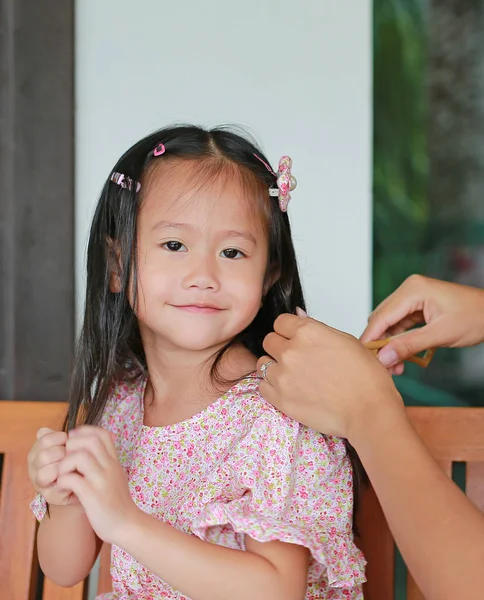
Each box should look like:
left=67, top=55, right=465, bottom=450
left=76, top=0, right=372, bottom=336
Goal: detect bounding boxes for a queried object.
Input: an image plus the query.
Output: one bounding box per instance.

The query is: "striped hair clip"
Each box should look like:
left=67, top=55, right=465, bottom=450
left=110, top=172, right=141, bottom=193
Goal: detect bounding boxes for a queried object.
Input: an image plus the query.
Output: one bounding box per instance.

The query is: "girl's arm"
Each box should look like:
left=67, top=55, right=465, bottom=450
left=37, top=504, right=102, bottom=587
left=116, top=515, right=309, bottom=600
left=27, top=428, right=102, bottom=587
left=57, top=426, right=310, bottom=600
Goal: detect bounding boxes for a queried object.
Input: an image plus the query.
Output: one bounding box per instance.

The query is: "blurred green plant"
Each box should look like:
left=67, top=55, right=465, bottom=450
left=372, top=2, right=481, bottom=595
left=373, top=0, right=428, bottom=307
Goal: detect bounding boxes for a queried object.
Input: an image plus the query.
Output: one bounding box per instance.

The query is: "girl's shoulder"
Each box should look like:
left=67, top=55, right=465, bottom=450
left=222, top=373, right=294, bottom=428
left=227, top=375, right=348, bottom=463
left=193, top=376, right=366, bottom=592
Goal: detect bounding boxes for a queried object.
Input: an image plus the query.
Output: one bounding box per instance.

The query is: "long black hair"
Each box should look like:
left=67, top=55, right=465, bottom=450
left=67, top=124, right=366, bottom=518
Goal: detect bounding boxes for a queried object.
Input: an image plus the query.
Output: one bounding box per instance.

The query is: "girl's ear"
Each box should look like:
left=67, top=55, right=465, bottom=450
left=107, top=237, right=122, bottom=293
left=262, top=264, right=280, bottom=297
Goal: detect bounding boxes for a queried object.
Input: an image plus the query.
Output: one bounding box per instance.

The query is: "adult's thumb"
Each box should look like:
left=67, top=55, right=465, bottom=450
left=378, top=326, right=436, bottom=367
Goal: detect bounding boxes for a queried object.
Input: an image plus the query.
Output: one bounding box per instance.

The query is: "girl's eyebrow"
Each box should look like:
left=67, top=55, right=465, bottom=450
left=152, top=221, right=257, bottom=246
left=223, top=230, right=257, bottom=246
left=152, top=220, right=193, bottom=232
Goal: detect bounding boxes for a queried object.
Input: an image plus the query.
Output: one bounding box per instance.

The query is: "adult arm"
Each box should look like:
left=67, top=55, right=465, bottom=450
left=256, top=277, right=484, bottom=600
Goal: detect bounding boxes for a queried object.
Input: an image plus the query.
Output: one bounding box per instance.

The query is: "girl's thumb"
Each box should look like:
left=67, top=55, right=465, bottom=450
left=36, top=427, right=55, bottom=440
left=296, top=307, right=309, bottom=318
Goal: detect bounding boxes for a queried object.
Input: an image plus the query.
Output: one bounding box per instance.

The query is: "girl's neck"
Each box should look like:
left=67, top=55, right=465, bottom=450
left=141, top=341, right=257, bottom=427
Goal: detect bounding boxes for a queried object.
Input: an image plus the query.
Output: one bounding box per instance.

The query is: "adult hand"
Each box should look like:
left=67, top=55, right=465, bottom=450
left=361, top=275, right=484, bottom=369
left=257, top=313, right=404, bottom=442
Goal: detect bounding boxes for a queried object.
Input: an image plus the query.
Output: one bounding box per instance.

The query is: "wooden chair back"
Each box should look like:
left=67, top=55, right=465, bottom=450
left=0, top=401, right=112, bottom=600
left=357, top=406, right=484, bottom=600
left=3, top=402, right=484, bottom=600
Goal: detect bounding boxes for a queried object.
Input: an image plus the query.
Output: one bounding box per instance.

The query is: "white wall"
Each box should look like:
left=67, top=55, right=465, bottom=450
left=76, top=0, right=372, bottom=336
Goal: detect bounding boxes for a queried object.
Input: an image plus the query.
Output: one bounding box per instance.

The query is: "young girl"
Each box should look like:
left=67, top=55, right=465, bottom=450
left=28, top=125, right=366, bottom=599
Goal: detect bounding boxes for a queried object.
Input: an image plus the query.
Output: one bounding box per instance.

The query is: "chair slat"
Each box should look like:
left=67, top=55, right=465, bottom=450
left=357, top=486, right=395, bottom=600
left=0, top=401, right=87, bottom=599
left=408, top=407, right=484, bottom=461
left=3, top=402, right=483, bottom=599
left=0, top=401, right=67, bottom=452
left=360, top=408, right=484, bottom=600
left=466, top=461, right=484, bottom=512
left=0, top=452, right=38, bottom=600
left=42, top=578, right=85, bottom=600
left=97, top=544, right=112, bottom=594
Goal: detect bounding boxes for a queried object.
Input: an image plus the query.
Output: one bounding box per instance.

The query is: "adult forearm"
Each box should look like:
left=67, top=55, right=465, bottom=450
left=37, top=504, right=101, bottom=587
left=351, top=407, right=484, bottom=600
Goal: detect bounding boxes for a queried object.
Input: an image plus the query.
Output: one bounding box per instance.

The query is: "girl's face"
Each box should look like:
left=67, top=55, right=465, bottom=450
left=131, top=161, right=269, bottom=353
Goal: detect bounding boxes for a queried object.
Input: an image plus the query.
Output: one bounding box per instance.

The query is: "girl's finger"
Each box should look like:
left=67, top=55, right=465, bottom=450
left=37, top=427, right=55, bottom=439
left=66, top=434, right=113, bottom=469
left=37, top=430, right=68, bottom=449
left=36, top=463, right=61, bottom=489
left=56, top=473, right=90, bottom=506
left=36, top=445, right=66, bottom=469
left=68, top=426, right=117, bottom=460
left=58, top=449, right=103, bottom=481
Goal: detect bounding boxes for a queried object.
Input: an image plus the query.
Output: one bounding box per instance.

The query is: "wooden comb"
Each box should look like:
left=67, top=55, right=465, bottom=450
left=363, top=335, right=436, bottom=368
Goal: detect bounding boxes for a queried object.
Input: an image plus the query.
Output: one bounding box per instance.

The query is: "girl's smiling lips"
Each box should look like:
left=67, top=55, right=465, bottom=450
left=170, top=303, right=225, bottom=314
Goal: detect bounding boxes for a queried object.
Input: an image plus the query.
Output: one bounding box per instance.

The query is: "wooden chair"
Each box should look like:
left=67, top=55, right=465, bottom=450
left=3, top=402, right=484, bottom=600
left=0, top=401, right=112, bottom=600
left=357, top=406, right=484, bottom=600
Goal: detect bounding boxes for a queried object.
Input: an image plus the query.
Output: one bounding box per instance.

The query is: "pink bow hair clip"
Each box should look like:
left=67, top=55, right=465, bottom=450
left=268, top=156, right=297, bottom=212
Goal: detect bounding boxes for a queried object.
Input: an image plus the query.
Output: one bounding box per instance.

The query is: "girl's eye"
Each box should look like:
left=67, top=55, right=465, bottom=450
left=163, top=241, right=187, bottom=252
left=221, top=248, right=245, bottom=259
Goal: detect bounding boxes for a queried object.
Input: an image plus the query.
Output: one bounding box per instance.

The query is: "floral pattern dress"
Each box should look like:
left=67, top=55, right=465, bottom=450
left=32, top=374, right=366, bottom=599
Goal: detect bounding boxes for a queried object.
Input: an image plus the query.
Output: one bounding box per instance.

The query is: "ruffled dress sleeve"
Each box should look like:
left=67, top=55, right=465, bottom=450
left=191, top=404, right=366, bottom=597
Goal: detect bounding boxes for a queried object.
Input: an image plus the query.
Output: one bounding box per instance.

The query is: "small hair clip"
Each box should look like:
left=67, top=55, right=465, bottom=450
left=268, top=156, right=297, bottom=212
left=110, top=172, right=141, bottom=193
left=154, top=143, right=166, bottom=157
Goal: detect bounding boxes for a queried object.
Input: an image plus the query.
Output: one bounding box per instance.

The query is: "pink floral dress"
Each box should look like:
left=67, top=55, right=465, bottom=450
left=32, top=374, right=366, bottom=599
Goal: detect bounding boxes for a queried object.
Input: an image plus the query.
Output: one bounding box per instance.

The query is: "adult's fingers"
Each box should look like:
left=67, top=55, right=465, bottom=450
left=256, top=355, right=279, bottom=386
left=360, top=276, right=432, bottom=343
left=377, top=322, right=442, bottom=367
left=390, top=362, right=405, bottom=376
left=272, top=313, right=307, bottom=339
left=361, top=293, right=423, bottom=342
left=385, top=312, right=425, bottom=338
left=261, top=332, right=289, bottom=362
